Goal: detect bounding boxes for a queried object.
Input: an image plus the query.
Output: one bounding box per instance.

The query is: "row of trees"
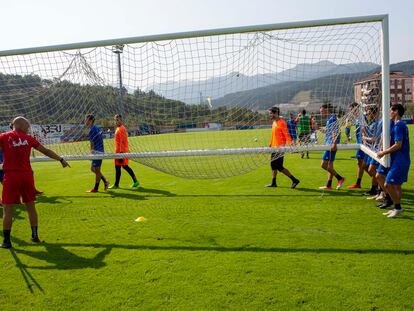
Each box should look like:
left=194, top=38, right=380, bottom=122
left=0, top=73, right=266, bottom=130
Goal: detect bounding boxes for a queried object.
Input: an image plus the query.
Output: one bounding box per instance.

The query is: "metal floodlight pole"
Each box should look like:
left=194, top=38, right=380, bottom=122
left=112, top=45, right=125, bottom=117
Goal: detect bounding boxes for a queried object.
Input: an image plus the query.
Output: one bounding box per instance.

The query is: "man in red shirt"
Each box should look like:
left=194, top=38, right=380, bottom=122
left=0, top=117, right=69, bottom=249
left=108, top=114, right=139, bottom=189
left=266, top=106, right=300, bottom=189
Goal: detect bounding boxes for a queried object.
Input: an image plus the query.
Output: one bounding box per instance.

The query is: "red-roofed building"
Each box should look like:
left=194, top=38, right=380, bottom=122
left=354, top=71, right=413, bottom=105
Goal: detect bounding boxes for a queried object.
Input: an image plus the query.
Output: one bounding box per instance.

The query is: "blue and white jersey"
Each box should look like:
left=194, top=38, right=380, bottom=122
left=89, top=124, right=104, bottom=153
left=391, top=120, right=410, bottom=165
left=325, top=114, right=340, bottom=144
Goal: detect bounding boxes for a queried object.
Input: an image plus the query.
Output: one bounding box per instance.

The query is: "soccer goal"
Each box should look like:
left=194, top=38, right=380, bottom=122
left=0, top=15, right=390, bottom=178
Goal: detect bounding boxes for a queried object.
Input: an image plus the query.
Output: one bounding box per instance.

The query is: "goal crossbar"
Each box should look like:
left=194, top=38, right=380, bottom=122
left=0, top=15, right=387, bottom=57
left=30, top=144, right=363, bottom=162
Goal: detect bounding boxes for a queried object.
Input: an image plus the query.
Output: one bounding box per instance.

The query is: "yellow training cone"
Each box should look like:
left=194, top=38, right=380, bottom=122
left=135, top=216, right=146, bottom=222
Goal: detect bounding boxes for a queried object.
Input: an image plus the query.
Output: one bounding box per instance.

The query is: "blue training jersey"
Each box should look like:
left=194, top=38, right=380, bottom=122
left=325, top=114, right=340, bottom=144
left=89, top=124, right=104, bottom=153
left=355, top=119, right=361, bottom=144
left=391, top=120, right=410, bottom=165
left=374, top=119, right=395, bottom=152
left=287, top=119, right=297, bottom=140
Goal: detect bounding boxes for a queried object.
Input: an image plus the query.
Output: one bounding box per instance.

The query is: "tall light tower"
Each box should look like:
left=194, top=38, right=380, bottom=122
left=112, top=45, right=125, bottom=116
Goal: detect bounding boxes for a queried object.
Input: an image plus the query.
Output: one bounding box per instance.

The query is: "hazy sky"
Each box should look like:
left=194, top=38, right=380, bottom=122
left=0, top=0, right=412, bottom=63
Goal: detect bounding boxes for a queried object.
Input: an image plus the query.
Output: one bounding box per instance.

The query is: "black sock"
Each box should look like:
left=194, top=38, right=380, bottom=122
left=115, top=166, right=121, bottom=186
left=370, top=185, right=377, bottom=192
left=356, top=178, right=362, bottom=185
left=327, top=180, right=333, bottom=187
left=289, top=175, right=297, bottom=182
left=94, top=182, right=99, bottom=191
left=31, top=226, right=38, bottom=238
left=123, top=165, right=137, bottom=183
left=335, top=174, right=343, bottom=181
left=101, top=176, right=107, bottom=183
left=385, top=193, right=392, bottom=204
left=271, top=177, right=276, bottom=186
left=3, top=230, right=11, bottom=243
left=394, top=203, right=402, bottom=210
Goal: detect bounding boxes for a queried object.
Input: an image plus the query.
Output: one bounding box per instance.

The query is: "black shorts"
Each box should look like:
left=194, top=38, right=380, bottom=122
left=298, top=133, right=311, bottom=143
left=270, top=153, right=284, bottom=171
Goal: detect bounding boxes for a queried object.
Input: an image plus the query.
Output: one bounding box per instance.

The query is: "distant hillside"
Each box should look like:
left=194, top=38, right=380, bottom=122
left=147, top=61, right=378, bottom=104
left=390, top=60, right=414, bottom=74
left=212, top=60, right=414, bottom=110
left=212, top=72, right=364, bottom=110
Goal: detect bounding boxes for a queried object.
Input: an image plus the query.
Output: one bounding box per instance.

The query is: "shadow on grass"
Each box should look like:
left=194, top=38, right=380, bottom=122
left=35, top=187, right=176, bottom=204
left=6, top=235, right=414, bottom=292
left=10, top=237, right=414, bottom=260
left=10, top=248, right=44, bottom=294
left=171, top=187, right=366, bottom=198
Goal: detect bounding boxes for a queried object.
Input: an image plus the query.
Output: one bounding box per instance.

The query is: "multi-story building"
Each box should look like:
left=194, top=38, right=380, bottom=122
left=354, top=71, right=413, bottom=105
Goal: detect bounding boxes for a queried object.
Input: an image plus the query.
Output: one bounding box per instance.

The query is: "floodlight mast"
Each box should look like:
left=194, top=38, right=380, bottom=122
left=112, top=45, right=125, bottom=117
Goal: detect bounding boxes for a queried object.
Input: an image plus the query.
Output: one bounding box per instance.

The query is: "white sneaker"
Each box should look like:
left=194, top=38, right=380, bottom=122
left=367, top=194, right=379, bottom=200
left=382, top=209, right=394, bottom=216
left=376, top=193, right=386, bottom=201
left=387, top=209, right=403, bottom=218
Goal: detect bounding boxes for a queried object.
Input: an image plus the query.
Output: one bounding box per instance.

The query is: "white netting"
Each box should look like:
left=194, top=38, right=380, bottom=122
left=0, top=19, right=385, bottom=178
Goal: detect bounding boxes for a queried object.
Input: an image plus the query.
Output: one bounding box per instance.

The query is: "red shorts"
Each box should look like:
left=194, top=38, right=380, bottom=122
left=114, top=158, right=129, bottom=166
left=2, top=171, right=36, bottom=204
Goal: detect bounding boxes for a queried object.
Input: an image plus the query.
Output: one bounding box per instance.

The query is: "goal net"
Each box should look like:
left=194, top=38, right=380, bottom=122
left=0, top=15, right=389, bottom=178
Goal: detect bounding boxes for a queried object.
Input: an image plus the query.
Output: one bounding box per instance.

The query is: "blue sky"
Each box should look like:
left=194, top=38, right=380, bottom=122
left=0, top=0, right=412, bottom=63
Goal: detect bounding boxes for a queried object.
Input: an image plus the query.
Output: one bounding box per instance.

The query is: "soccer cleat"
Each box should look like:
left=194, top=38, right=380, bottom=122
left=265, top=184, right=277, bottom=188
left=347, top=184, right=361, bottom=189
left=131, top=181, right=140, bottom=188
left=336, top=178, right=345, bottom=190
left=31, top=236, right=40, bottom=243
left=382, top=209, right=394, bottom=216
left=362, top=190, right=377, bottom=196
left=1, top=241, right=12, bottom=249
left=290, top=179, right=300, bottom=189
left=86, top=188, right=98, bottom=193
left=367, top=194, right=379, bottom=200
left=319, top=185, right=332, bottom=190
left=387, top=209, right=403, bottom=218
left=108, top=184, right=119, bottom=189
left=376, top=193, right=386, bottom=201
left=104, top=181, right=110, bottom=191
left=377, top=201, right=393, bottom=209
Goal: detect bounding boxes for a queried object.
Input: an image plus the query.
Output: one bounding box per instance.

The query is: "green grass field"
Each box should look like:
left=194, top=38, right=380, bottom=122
left=1, top=127, right=414, bottom=310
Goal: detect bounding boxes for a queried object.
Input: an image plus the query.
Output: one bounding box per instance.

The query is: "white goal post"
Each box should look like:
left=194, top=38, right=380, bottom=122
left=0, top=14, right=391, bottom=174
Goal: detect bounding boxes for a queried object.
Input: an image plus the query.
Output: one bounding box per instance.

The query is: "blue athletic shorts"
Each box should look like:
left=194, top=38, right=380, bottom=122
left=91, top=160, right=103, bottom=168
left=377, top=164, right=389, bottom=175
left=0, top=170, right=3, bottom=183
left=386, top=163, right=409, bottom=185
left=345, top=128, right=351, bottom=136
left=363, top=154, right=372, bottom=165
left=322, top=150, right=337, bottom=161
left=355, top=149, right=365, bottom=159
left=369, top=158, right=379, bottom=167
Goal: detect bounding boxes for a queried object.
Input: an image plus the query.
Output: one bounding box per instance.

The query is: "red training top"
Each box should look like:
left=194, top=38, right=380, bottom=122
left=0, top=130, right=40, bottom=172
